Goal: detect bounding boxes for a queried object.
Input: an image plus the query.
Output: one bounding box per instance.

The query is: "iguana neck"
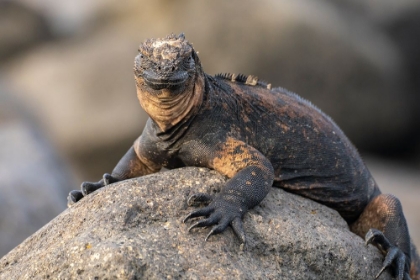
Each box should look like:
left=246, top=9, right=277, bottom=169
left=137, top=74, right=205, bottom=132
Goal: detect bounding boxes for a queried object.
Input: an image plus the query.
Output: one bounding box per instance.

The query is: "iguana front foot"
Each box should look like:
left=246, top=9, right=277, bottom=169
left=366, top=228, right=411, bottom=280
left=183, top=192, right=247, bottom=244
left=67, top=173, right=120, bottom=207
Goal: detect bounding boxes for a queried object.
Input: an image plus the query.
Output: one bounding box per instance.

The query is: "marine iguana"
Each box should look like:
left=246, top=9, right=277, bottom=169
left=68, top=33, right=420, bottom=280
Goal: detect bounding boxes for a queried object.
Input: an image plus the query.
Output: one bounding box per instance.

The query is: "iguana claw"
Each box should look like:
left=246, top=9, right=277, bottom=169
left=365, top=228, right=411, bottom=280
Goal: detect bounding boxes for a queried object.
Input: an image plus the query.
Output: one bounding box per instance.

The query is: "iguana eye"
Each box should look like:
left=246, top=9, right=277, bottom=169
left=183, top=55, right=194, bottom=69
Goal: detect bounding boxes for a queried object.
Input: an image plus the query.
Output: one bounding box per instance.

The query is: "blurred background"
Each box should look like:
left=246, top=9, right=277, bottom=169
left=0, top=0, right=419, bottom=257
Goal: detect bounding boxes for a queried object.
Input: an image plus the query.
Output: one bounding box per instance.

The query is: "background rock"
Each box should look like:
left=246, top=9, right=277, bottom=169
left=0, top=168, right=391, bottom=279
left=2, top=0, right=420, bottom=181
left=0, top=84, right=76, bottom=257
left=0, top=1, right=52, bottom=62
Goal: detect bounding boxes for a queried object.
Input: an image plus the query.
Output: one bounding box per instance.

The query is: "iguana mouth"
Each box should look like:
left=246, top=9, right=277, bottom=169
left=143, top=71, right=189, bottom=91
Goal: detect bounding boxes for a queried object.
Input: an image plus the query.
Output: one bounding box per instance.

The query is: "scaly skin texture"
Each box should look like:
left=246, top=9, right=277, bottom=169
left=68, top=34, right=420, bottom=280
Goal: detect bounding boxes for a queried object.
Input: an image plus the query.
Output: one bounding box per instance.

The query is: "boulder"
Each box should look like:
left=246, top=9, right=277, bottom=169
left=0, top=167, right=390, bottom=279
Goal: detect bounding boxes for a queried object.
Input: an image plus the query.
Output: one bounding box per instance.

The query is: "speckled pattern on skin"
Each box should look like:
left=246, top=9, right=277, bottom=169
left=68, top=33, right=419, bottom=280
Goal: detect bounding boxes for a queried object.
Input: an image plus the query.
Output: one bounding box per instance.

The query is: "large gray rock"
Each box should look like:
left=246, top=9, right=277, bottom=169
left=0, top=167, right=390, bottom=279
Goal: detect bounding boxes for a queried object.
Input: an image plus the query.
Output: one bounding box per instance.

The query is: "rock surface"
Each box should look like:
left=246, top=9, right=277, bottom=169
left=0, top=167, right=391, bottom=279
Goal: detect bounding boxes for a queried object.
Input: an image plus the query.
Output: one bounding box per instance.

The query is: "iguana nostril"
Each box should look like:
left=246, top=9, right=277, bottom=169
left=172, top=66, right=175, bottom=72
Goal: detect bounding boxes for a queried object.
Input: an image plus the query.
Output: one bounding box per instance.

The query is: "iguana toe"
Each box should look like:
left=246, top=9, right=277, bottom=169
left=183, top=205, right=214, bottom=223
left=188, top=212, right=221, bottom=231
left=231, top=217, right=246, bottom=244
left=204, top=216, right=231, bottom=241
left=81, top=181, right=104, bottom=196
left=103, top=173, right=120, bottom=185
left=67, top=190, right=84, bottom=207
left=187, top=193, right=212, bottom=206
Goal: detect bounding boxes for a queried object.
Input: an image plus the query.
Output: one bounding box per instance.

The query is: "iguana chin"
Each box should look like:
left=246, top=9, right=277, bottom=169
left=68, top=33, right=420, bottom=280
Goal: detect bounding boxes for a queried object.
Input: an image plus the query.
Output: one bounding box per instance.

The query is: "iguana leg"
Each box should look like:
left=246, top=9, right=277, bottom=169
left=182, top=137, right=274, bottom=244
left=350, top=194, right=414, bottom=280
left=67, top=146, right=155, bottom=206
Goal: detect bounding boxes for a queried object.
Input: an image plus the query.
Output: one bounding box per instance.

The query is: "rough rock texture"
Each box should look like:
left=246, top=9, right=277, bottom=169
left=0, top=167, right=391, bottom=279
left=0, top=85, right=76, bottom=257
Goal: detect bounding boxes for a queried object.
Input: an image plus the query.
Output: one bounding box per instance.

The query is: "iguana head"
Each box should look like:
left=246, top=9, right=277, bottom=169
left=134, top=33, right=201, bottom=95
left=133, top=33, right=205, bottom=132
